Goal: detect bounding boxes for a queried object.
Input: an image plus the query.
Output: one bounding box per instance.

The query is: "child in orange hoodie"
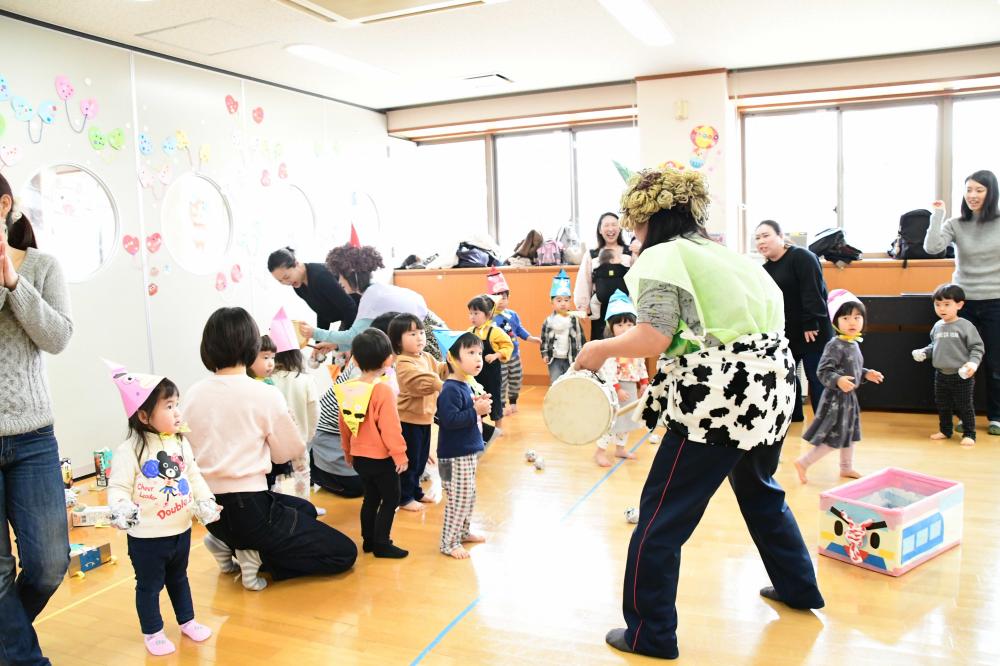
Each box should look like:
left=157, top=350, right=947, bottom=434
left=337, top=328, right=409, bottom=558
left=388, top=314, right=448, bottom=511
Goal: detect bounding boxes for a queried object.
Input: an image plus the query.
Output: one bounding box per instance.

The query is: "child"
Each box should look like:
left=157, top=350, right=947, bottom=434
left=434, top=330, right=492, bottom=559
left=589, top=249, right=630, bottom=342
left=467, top=294, right=514, bottom=430
left=912, top=283, right=984, bottom=447
left=270, top=348, right=320, bottom=501
left=541, top=269, right=586, bottom=383
left=795, top=290, right=885, bottom=483
left=487, top=269, right=541, bottom=416
left=595, top=290, right=648, bottom=467
left=389, top=313, right=448, bottom=511
left=337, top=328, right=409, bottom=558
left=106, top=363, right=220, bottom=656
left=247, top=334, right=276, bottom=384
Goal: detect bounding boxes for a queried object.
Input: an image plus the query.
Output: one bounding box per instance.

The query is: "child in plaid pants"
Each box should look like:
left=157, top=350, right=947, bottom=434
left=436, top=332, right=492, bottom=559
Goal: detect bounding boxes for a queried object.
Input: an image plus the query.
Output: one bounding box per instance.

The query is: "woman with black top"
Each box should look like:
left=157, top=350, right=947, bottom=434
left=268, top=247, right=359, bottom=333
left=574, top=212, right=632, bottom=340
left=755, top=220, right=834, bottom=421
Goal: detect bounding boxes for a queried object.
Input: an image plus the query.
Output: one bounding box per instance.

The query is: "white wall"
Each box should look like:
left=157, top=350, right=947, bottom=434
left=0, top=16, right=388, bottom=476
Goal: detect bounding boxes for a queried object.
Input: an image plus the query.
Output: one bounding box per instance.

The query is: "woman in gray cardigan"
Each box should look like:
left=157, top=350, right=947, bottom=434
left=1, top=173, right=74, bottom=666
left=925, top=169, right=1000, bottom=436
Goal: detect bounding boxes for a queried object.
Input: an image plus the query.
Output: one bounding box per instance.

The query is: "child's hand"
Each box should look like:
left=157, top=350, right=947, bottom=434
left=109, top=500, right=141, bottom=530
left=865, top=370, right=884, bottom=384
left=959, top=362, right=978, bottom=379
left=837, top=376, right=856, bottom=393
left=911, top=349, right=927, bottom=362
left=395, top=460, right=408, bottom=474
left=931, top=200, right=946, bottom=210
left=616, top=388, right=629, bottom=402
left=484, top=353, right=498, bottom=363
left=428, top=453, right=437, bottom=465
left=313, top=342, right=337, bottom=355
left=192, top=499, right=223, bottom=525
left=297, top=321, right=315, bottom=340
left=527, top=336, right=542, bottom=344
left=474, top=396, right=492, bottom=416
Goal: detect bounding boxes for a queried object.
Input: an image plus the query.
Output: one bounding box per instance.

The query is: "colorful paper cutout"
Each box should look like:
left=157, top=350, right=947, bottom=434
left=37, top=101, right=58, bottom=125
left=252, top=107, right=263, bottom=124
left=148, top=283, right=158, bottom=296
left=138, top=132, right=152, bottom=155
left=0, top=144, right=21, bottom=167
left=230, top=264, right=243, bottom=283
left=215, top=272, right=228, bottom=291
left=54, top=75, right=74, bottom=101
left=79, top=98, right=98, bottom=119
left=107, top=128, right=125, bottom=150
left=88, top=127, right=106, bottom=151
left=162, top=136, right=177, bottom=156
left=122, top=235, right=140, bottom=255
left=146, top=233, right=162, bottom=254
left=225, top=94, right=238, bottom=114
left=11, top=96, right=34, bottom=122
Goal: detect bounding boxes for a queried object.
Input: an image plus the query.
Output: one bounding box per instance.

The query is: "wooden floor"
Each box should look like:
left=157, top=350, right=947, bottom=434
left=32, top=388, right=1000, bottom=665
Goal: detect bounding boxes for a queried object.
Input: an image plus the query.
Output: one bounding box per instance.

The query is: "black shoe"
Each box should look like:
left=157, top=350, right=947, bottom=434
left=362, top=541, right=373, bottom=553
left=373, top=543, right=408, bottom=558
left=759, top=586, right=825, bottom=610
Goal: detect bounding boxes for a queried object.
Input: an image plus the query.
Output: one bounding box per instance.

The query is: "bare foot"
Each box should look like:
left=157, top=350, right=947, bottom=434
left=793, top=460, right=808, bottom=484
left=511, top=404, right=518, bottom=413
left=960, top=437, right=975, bottom=447
left=418, top=495, right=436, bottom=503
left=495, top=419, right=504, bottom=430
left=400, top=500, right=425, bottom=512
left=930, top=432, right=949, bottom=440
left=614, top=446, right=637, bottom=460
left=840, top=469, right=863, bottom=479
left=503, top=406, right=513, bottom=416
left=461, top=533, right=487, bottom=543
left=445, top=546, right=470, bottom=559
left=595, top=450, right=612, bottom=467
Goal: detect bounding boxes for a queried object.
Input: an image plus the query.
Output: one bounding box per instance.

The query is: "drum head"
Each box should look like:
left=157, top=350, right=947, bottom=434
left=543, top=373, right=616, bottom=445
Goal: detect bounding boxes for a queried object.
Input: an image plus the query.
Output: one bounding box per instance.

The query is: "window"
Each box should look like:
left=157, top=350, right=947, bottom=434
left=743, top=110, right=838, bottom=245
left=952, top=96, right=1000, bottom=212
left=574, top=125, right=639, bottom=241
left=496, top=130, right=573, bottom=251
left=398, top=139, right=488, bottom=258
left=842, top=104, right=937, bottom=252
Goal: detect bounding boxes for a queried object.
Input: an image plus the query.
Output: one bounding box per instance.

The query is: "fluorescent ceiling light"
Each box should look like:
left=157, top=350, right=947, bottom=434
left=597, top=0, right=674, bottom=46
left=285, top=44, right=394, bottom=78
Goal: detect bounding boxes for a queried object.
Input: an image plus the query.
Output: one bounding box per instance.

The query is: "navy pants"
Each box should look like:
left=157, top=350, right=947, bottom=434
left=962, top=299, right=1000, bottom=423
left=792, top=349, right=824, bottom=421
left=399, top=423, right=431, bottom=505
left=127, top=530, right=194, bottom=635
left=621, top=430, right=823, bottom=659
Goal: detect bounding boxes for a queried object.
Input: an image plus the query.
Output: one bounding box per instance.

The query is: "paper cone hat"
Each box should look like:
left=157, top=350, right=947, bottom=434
left=550, top=269, right=572, bottom=298
left=486, top=269, right=510, bottom=295
left=827, top=289, right=862, bottom=324
left=104, top=359, right=165, bottom=418
left=605, top=289, right=636, bottom=320
left=432, top=329, right=466, bottom=357
left=349, top=224, right=361, bottom=248
left=269, top=307, right=301, bottom=353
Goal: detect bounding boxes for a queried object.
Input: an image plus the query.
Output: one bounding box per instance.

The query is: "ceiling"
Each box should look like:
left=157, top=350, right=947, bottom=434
left=2, top=0, right=1000, bottom=111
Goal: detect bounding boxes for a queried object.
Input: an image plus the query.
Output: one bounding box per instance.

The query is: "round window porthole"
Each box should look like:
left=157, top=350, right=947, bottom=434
left=260, top=184, right=315, bottom=255
left=160, top=173, right=233, bottom=275
left=19, top=164, right=119, bottom=283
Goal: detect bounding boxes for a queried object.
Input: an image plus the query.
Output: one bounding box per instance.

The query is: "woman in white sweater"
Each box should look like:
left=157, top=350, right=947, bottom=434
left=0, top=173, right=73, bottom=665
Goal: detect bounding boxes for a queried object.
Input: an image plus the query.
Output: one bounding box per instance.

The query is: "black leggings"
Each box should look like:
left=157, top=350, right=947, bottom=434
left=352, top=457, right=401, bottom=547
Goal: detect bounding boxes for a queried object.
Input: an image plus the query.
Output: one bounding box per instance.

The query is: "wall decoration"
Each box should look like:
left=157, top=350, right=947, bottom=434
left=55, top=75, right=98, bottom=134
left=215, top=272, right=227, bottom=291
left=20, top=164, right=119, bottom=282
left=198, top=144, right=211, bottom=165
left=260, top=169, right=271, bottom=187
left=162, top=135, right=177, bottom=156
left=107, top=128, right=125, bottom=151
left=0, top=144, right=19, bottom=168
left=138, top=132, right=153, bottom=156
left=278, top=162, right=288, bottom=179
left=11, top=96, right=34, bottom=122
left=122, top=234, right=140, bottom=255
left=0, top=74, right=9, bottom=101
left=224, top=94, right=239, bottom=115
left=230, top=264, right=243, bottom=283
left=252, top=107, right=264, bottom=124
left=689, top=124, right=719, bottom=170
left=88, top=127, right=106, bottom=151
left=160, top=173, right=233, bottom=275
left=0, top=113, right=6, bottom=137
left=146, top=233, right=162, bottom=254
left=148, top=283, right=158, bottom=296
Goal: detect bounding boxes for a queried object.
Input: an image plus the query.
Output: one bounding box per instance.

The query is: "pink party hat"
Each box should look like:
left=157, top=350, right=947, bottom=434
left=486, top=269, right=510, bottom=295
left=827, top=289, right=862, bottom=323
left=269, top=307, right=300, bottom=353
left=104, top=359, right=165, bottom=418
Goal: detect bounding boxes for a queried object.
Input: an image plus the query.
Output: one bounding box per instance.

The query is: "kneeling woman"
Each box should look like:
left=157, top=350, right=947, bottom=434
left=576, top=168, right=824, bottom=660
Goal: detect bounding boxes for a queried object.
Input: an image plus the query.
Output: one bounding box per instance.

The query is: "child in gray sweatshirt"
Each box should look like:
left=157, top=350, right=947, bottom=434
left=913, top=284, right=984, bottom=446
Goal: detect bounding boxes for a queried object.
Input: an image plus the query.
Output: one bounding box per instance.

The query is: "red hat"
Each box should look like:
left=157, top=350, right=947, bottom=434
left=486, top=269, right=510, bottom=295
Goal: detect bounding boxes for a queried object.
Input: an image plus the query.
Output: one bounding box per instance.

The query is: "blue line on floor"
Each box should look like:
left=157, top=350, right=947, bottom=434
left=409, top=430, right=654, bottom=665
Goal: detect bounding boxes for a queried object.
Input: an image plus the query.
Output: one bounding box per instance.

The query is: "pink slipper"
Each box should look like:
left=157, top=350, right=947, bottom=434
left=180, top=619, right=212, bottom=642
left=143, top=630, right=176, bottom=656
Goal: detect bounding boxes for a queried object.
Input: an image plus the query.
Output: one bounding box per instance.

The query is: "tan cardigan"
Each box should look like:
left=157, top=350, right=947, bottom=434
left=395, top=351, right=448, bottom=425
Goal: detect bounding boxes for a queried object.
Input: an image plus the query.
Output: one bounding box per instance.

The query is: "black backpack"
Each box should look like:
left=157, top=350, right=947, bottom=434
left=888, top=209, right=954, bottom=264
left=808, top=228, right=862, bottom=265
left=592, top=264, right=629, bottom=319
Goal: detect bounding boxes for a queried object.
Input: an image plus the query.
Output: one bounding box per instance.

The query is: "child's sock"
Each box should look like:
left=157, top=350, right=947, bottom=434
left=179, top=619, right=212, bottom=642
left=373, top=543, right=408, bottom=558
left=143, top=631, right=176, bottom=656
left=839, top=445, right=860, bottom=477
left=203, top=534, right=239, bottom=574
left=234, top=549, right=268, bottom=591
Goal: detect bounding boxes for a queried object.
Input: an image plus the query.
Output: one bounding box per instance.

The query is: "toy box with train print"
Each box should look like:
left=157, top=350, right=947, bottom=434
left=818, top=467, right=963, bottom=576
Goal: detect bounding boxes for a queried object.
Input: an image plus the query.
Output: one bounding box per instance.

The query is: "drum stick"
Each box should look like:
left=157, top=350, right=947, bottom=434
left=615, top=400, right=641, bottom=417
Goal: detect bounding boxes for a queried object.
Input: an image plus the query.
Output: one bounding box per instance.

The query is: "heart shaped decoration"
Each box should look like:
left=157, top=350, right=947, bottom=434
left=199, top=144, right=211, bottom=163
left=37, top=101, right=58, bottom=125
left=0, top=144, right=21, bottom=166
left=11, top=96, right=34, bottom=122
left=0, top=75, right=9, bottom=102
left=260, top=170, right=271, bottom=187
left=146, top=233, right=162, bottom=254
left=148, top=283, right=158, bottom=297
left=215, top=272, right=228, bottom=291
left=230, top=264, right=243, bottom=283
left=158, top=164, right=173, bottom=185
left=107, top=128, right=125, bottom=150
left=54, top=75, right=75, bottom=101
left=273, top=142, right=283, bottom=159
left=137, top=167, right=153, bottom=188
left=138, top=132, right=152, bottom=156
left=278, top=163, right=288, bottom=179
left=174, top=130, right=190, bottom=150
left=88, top=127, right=107, bottom=151
left=122, top=235, right=140, bottom=255
left=252, top=107, right=264, bottom=124
left=79, top=98, right=99, bottom=119
left=225, top=94, right=238, bottom=114
left=162, top=136, right=177, bottom=155
left=149, top=266, right=160, bottom=277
